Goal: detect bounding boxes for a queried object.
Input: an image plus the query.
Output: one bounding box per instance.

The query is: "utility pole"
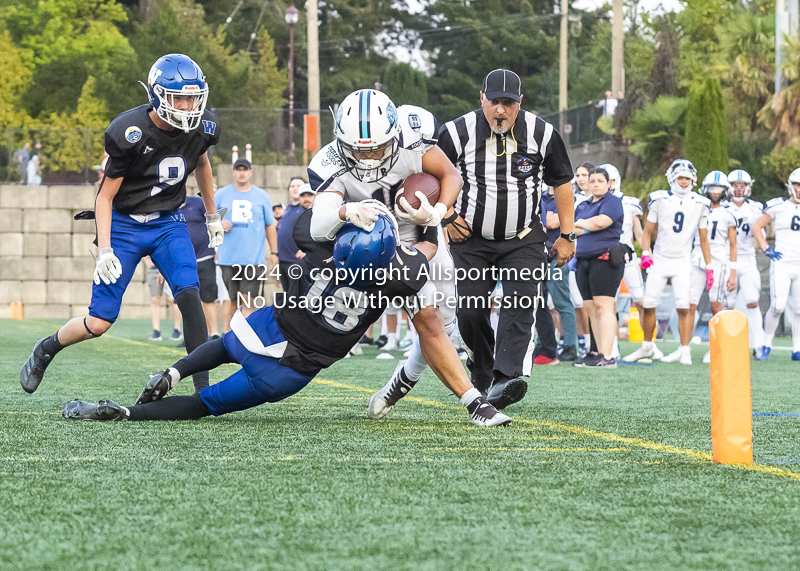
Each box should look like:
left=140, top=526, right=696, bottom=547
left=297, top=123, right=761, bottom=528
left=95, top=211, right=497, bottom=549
left=611, top=0, right=625, bottom=95
left=776, top=0, right=799, bottom=92
left=307, top=0, right=321, bottom=147
left=559, top=0, right=568, bottom=131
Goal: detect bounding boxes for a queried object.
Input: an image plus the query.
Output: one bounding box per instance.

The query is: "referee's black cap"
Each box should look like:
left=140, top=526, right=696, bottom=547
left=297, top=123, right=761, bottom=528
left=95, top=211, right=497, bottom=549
left=482, top=69, right=522, bottom=103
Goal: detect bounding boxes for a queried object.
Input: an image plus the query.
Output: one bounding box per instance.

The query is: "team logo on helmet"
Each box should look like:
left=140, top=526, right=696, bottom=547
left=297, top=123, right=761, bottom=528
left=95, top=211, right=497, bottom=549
left=125, top=126, right=142, bottom=143
left=408, top=113, right=421, bottom=132
left=385, top=102, right=398, bottom=134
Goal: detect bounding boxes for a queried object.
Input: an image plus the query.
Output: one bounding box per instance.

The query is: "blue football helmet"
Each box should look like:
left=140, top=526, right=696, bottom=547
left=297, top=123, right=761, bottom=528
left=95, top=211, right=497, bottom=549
left=333, top=213, right=398, bottom=285
left=141, top=54, right=208, bottom=132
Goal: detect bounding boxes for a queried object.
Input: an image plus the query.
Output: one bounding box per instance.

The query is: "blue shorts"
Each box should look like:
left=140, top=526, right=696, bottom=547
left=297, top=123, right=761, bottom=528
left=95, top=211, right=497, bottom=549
left=200, top=307, right=319, bottom=416
left=89, top=211, right=199, bottom=323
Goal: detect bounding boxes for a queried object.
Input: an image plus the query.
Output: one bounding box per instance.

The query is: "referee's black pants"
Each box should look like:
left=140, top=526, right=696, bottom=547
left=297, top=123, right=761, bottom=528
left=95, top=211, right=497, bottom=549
left=450, top=231, right=548, bottom=392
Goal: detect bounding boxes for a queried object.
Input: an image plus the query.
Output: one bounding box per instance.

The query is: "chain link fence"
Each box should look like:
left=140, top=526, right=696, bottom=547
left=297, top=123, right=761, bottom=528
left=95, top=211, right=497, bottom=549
left=540, top=103, right=611, bottom=147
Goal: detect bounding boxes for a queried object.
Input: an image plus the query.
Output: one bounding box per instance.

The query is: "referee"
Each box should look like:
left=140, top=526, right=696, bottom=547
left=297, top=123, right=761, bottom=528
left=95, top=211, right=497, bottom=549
left=437, top=69, right=576, bottom=410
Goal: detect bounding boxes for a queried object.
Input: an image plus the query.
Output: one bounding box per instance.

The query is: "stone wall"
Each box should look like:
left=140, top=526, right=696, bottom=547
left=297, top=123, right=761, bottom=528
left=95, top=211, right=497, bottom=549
left=0, top=165, right=305, bottom=320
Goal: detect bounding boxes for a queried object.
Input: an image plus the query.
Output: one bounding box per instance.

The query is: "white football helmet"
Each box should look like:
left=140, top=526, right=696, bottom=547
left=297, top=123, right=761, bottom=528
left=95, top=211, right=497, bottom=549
left=788, top=167, right=800, bottom=202
left=700, top=170, right=730, bottom=203
left=598, top=163, right=621, bottom=193
left=333, top=90, right=400, bottom=183
left=666, top=159, right=697, bottom=195
left=727, top=169, right=753, bottom=203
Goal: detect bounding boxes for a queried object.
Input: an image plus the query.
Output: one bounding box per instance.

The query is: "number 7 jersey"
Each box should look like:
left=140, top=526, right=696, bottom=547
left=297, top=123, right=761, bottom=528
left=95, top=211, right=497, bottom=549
left=647, top=190, right=710, bottom=259
left=103, top=104, right=220, bottom=215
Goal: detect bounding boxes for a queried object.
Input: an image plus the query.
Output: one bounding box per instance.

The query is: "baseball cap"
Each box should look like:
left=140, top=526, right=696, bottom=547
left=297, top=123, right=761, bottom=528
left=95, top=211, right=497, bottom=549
left=482, top=69, right=522, bottom=102
left=272, top=202, right=285, bottom=210
left=299, top=184, right=316, bottom=195
left=233, top=158, right=252, bottom=170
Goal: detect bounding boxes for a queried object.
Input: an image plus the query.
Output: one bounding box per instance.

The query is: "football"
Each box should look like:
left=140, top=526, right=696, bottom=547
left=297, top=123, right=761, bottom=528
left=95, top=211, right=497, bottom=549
left=396, top=173, right=441, bottom=213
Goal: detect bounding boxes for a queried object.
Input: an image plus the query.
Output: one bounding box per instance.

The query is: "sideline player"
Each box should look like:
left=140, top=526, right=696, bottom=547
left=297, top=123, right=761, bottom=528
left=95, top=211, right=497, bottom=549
left=20, top=54, right=223, bottom=394
left=62, top=210, right=511, bottom=427
left=305, top=89, right=468, bottom=416
left=727, top=169, right=766, bottom=352
left=624, top=159, right=711, bottom=365
left=688, top=171, right=737, bottom=363
left=752, top=168, right=800, bottom=361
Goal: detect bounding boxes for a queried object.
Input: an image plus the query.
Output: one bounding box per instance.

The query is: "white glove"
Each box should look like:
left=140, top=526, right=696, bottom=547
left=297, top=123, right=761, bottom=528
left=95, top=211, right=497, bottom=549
left=345, top=202, right=379, bottom=231
left=397, top=192, right=447, bottom=227
left=205, top=207, right=228, bottom=248
left=93, top=247, right=123, bottom=285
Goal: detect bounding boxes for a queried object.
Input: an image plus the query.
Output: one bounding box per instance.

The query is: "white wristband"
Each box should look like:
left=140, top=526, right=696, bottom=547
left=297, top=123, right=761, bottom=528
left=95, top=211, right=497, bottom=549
left=728, top=261, right=738, bottom=270
left=642, top=250, right=651, bottom=256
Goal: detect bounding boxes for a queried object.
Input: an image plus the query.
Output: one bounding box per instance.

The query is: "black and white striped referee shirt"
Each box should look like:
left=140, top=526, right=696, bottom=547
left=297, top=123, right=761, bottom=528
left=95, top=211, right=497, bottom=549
left=437, top=109, right=573, bottom=241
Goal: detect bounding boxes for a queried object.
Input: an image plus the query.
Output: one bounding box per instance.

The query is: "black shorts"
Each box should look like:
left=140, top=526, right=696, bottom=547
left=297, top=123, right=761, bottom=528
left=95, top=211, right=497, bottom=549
left=575, top=255, right=624, bottom=300
left=220, top=265, right=262, bottom=306
left=197, top=257, right=218, bottom=303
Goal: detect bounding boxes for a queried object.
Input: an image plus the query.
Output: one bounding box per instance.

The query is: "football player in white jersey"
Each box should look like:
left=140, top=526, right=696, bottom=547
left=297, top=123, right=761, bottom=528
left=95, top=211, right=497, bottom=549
left=752, top=168, right=800, bottom=361
left=727, top=169, right=766, bottom=352
left=306, top=89, right=475, bottom=416
left=688, top=171, right=737, bottom=363
left=624, top=159, right=711, bottom=365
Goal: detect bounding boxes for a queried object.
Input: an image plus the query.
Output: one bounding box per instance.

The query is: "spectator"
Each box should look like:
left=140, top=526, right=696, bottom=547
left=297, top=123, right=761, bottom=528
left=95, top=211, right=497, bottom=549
left=589, top=90, right=618, bottom=117
left=13, top=142, right=30, bottom=185
left=181, top=195, right=221, bottom=339
left=299, top=184, right=316, bottom=209
left=573, top=167, right=625, bottom=368
left=26, top=141, right=43, bottom=186
left=273, top=203, right=285, bottom=222
left=276, top=176, right=308, bottom=290
left=573, top=162, right=594, bottom=199
left=571, top=162, right=594, bottom=354
left=541, top=184, right=579, bottom=361
left=146, top=258, right=182, bottom=342
left=215, top=158, right=278, bottom=321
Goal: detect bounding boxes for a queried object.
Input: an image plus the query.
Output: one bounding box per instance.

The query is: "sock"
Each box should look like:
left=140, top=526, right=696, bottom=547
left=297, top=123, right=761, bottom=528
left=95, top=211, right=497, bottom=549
left=794, top=313, right=800, bottom=352
left=460, top=388, right=481, bottom=406
left=583, top=334, right=591, bottom=347
left=120, top=406, right=130, bottom=419
left=387, top=332, right=396, bottom=343
left=642, top=340, right=654, bottom=351
left=175, top=289, right=210, bottom=391
left=681, top=345, right=690, bottom=354
left=127, top=393, right=211, bottom=421
left=612, top=337, right=619, bottom=355
left=746, top=306, right=764, bottom=348
left=403, top=338, right=427, bottom=381
left=166, top=367, right=181, bottom=388
left=380, top=314, right=388, bottom=336
left=173, top=338, right=231, bottom=380
left=764, top=309, right=781, bottom=348
left=41, top=332, right=64, bottom=356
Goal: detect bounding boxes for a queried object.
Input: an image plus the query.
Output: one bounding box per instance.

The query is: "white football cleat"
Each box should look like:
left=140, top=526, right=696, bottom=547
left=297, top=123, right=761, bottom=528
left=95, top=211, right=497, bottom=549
left=623, top=344, right=654, bottom=362
left=703, top=350, right=711, bottom=364
left=652, top=344, right=664, bottom=360
left=381, top=337, right=398, bottom=351
left=368, top=360, right=417, bottom=419
left=680, top=348, right=693, bottom=366
left=349, top=343, right=363, bottom=356
left=661, top=348, right=683, bottom=362
left=467, top=396, right=512, bottom=427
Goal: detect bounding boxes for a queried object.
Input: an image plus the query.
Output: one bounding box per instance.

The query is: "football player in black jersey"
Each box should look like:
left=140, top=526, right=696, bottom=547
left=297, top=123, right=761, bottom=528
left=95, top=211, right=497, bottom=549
left=20, top=54, right=224, bottom=395
left=62, top=209, right=511, bottom=427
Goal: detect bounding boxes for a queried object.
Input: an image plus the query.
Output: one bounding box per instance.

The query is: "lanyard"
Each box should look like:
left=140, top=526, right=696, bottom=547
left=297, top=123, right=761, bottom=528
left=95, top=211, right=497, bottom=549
left=488, top=129, right=518, bottom=157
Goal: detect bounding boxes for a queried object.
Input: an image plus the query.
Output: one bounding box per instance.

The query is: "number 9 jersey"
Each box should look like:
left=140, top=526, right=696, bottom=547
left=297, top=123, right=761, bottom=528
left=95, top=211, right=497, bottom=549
left=104, top=104, right=221, bottom=214
left=647, top=190, right=710, bottom=259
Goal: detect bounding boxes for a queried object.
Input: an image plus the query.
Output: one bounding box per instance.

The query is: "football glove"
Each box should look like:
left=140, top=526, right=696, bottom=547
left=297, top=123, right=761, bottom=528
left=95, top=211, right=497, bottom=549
left=641, top=253, right=654, bottom=269
left=205, top=207, right=228, bottom=248
left=345, top=201, right=379, bottom=231
left=764, top=246, right=783, bottom=261
left=706, top=268, right=714, bottom=291
left=397, top=192, right=447, bottom=227
left=93, top=247, right=122, bottom=285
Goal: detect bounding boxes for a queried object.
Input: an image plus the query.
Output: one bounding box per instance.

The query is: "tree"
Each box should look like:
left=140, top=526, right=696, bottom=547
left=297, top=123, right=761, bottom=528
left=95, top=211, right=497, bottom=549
left=623, top=96, right=688, bottom=176
left=650, top=16, right=679, bottom=99
left=684, top=78, right=729, bottom=180
left=0, top=31, right=32, bottom=126
left=382, top=63, right=427, bottom=107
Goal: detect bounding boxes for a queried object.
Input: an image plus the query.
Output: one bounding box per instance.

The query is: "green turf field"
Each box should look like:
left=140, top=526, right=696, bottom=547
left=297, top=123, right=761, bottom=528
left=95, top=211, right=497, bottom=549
left=3, top=319, right=800, bottom=570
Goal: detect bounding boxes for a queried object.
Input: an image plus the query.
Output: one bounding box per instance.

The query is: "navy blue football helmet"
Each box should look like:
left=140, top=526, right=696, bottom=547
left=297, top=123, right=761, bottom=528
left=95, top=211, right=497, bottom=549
left=333, top=213, right=398, bottom=285
left=141, top=54, right=208, bottom=132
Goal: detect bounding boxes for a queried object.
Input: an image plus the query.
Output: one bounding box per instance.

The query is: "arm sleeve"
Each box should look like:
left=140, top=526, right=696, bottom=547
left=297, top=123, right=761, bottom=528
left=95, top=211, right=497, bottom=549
left=310, top=191, right=345, bottom=241
left=541, top=128, right=574, bottom=187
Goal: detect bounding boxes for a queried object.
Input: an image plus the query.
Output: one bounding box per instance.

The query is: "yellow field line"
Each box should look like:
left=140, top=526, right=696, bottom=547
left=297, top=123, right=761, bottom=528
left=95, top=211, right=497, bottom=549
left=97, top=339, right=800, bottom=482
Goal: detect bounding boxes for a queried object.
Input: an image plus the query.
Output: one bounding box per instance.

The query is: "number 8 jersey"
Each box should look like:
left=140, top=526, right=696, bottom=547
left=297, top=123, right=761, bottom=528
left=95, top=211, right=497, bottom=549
left=647, top=190, right=710, bottom=259
left=764, top=197, right=800, bottom=264
left=104, top=104, right=221, bottom=214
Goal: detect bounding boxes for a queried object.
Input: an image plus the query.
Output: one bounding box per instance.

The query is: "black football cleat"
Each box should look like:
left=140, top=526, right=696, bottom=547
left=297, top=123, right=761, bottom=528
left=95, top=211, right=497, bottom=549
left=136, top=371, right=172, bottom=406
left=486, top=377, right=528, bottom=410
left=467, top=396, right=512, bottom=427
left=62, top=399, right=126, bottom=421
left=20, top=338, right=54, bottom=394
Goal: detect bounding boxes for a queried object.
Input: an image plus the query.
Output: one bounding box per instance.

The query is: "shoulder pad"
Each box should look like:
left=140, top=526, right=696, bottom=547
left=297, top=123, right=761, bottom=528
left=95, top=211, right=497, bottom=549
left=765, top=197, right=786, bottom=210
left=398, top=105, right=437, bottom=151
left=694, top=194, right=711, bottom=206
left=648, top=190, right=670, bottom=205
left=307, top=143, right=349, bottom=192
left=622, top=195, right=643, bottom=208
left=747, top=199, right=763, bottom=209
left=199, top=110, right=220, bottom=137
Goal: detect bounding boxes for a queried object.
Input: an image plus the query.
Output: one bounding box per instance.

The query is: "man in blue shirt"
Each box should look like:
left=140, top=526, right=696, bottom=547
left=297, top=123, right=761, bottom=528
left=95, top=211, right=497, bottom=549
left=181, top=195, right=221, bottom=338
left=276, top=176, right=307, bottom=290
left=216, top=158, right=278, bottom=321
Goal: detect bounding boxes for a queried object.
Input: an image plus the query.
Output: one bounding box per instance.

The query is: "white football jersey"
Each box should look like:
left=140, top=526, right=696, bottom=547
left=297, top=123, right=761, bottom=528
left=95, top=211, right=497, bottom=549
left=691, top=206, right=737, bottom=266
left=647, top=190, right=710, bottom=259
left=614, top=190, right=643, bottom=249
left=726, top=199, right=763, bottom=258
left=308, top=105, right=437, bottom=244
left=764, top=197, right=800, bottom=264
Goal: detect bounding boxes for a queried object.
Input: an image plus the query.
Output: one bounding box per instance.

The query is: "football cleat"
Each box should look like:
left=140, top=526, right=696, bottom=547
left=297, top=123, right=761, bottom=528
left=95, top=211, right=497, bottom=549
left=20, top=338, right=54, bottom=394
left=792, top=351, right=800, bottom=361
left=62, top=399, right=126, bottom=421
left=623, top=344, right=654, bottom=362
left=349, top=343, right=363, bottom=356
left=486, top=377, right=527, bottom=410
left=661, top=348, right=683, bottom=363
left=136, top=371, right=173, bottom=405
left=398, top=334, right=414, bottom=349
left=467, top=396, right=512, bottom=427
left=680, top=351, right=693, bottom=366
left=374, top=334, right=389, bottom=348
left=755, top=346, right=770, bottom=361
left=652, top=344, right=664, bottom=360
left=381, top=337, right=398, bottom=351
left=368, top=360, right=417, bottom=419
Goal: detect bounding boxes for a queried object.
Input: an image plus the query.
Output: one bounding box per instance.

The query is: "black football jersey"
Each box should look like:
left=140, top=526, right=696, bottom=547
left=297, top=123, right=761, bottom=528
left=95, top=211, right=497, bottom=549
left=276, top=210, right=430, bottom=373
left=103, top=105, right=220, bottom=214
